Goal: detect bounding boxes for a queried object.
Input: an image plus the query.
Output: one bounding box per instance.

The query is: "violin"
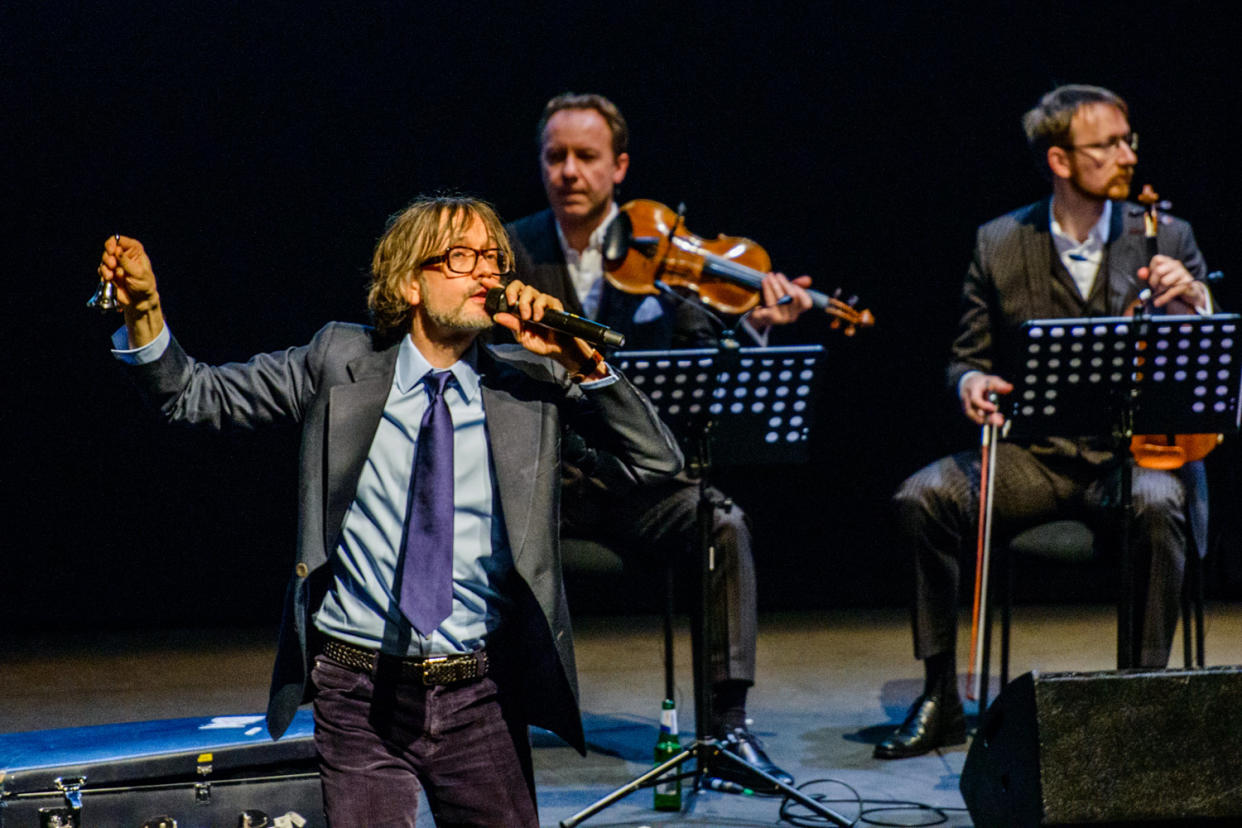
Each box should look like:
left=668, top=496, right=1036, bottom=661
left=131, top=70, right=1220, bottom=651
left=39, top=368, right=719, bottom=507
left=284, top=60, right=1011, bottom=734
left=1128, top=184, right=1220, bottom=469
left=602, top=199, right=875, bottom=335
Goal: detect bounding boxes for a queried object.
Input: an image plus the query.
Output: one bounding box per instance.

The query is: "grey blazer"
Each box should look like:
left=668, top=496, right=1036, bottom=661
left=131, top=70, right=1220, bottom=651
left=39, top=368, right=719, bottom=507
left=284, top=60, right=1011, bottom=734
left=125, top=322, right=683, bottom=752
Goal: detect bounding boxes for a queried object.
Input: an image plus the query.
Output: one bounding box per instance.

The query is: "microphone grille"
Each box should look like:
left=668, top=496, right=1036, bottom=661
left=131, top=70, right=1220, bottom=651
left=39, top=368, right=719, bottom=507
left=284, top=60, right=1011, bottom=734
left=483, top=287, right=510, bottom=315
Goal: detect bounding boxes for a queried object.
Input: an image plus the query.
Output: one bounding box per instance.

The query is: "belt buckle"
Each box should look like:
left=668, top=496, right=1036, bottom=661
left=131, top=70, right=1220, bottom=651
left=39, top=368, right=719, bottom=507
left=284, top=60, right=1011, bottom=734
left=422, top=655, right=454, bottom=686
left=421, top=652, right=484, bottom=685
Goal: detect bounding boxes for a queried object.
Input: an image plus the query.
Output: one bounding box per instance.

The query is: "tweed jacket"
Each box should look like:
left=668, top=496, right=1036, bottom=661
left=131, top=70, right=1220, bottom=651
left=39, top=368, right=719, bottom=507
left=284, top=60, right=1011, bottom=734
left=950, top=197, right=1206, bottom=391
left=949, top=197, right=1209, bottom=552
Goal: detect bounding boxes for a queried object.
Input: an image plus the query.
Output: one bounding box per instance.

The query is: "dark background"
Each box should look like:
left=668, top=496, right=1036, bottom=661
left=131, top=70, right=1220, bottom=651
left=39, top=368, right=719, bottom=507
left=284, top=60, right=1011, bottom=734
left=6, top=1, right=1242, bottom=631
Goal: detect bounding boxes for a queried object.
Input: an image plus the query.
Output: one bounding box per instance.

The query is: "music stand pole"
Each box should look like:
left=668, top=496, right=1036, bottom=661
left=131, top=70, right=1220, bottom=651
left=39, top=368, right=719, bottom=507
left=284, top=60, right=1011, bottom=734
left=559, top=344, right=848, bottom=827
left=691, top=418, right=715, bottom=745
left=1116, top=408, right=1137, bottom=668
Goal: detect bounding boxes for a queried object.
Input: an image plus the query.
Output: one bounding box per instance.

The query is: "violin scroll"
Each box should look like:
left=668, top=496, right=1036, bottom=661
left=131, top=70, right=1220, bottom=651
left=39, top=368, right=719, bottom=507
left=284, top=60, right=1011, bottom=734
left=824, top=290, right=876, bottom=337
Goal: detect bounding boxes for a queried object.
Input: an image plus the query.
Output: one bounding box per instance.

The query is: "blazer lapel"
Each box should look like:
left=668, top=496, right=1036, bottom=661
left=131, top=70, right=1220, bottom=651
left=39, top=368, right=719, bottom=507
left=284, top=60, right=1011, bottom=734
left=530, top=211, right=586, bottom=316
left=481, top=375, right=544, bottom=568
left=324, top=345, right=399, bottom=552
left=1102, top=200, right=1145, bottom=313
left=1018, top=199, right=1055, bottom=313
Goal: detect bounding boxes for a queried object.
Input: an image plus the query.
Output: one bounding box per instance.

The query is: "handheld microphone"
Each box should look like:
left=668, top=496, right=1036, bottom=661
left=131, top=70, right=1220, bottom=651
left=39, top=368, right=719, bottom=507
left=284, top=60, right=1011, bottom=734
left=484, top=287, right=625, bottom=348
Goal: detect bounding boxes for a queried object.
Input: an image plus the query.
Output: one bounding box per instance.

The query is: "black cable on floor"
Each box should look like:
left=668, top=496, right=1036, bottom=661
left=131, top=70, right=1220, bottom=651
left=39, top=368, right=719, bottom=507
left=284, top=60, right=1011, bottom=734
left=775, top=778, right=971, bottom=827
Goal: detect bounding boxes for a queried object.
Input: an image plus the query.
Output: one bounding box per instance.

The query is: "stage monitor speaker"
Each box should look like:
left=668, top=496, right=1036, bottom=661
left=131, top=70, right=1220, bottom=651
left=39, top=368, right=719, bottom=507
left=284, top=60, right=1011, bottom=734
left=960, top=667, right=1242, bottom=827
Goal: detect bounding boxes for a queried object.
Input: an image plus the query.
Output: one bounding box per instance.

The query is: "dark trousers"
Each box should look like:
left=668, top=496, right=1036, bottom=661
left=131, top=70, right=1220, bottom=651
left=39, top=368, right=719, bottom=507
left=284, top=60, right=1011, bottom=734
left=562, top=473, right=757, bottom=685
left=894, top=444, right=1199, bottom=670
left=311, top=654, right=537, bottom=827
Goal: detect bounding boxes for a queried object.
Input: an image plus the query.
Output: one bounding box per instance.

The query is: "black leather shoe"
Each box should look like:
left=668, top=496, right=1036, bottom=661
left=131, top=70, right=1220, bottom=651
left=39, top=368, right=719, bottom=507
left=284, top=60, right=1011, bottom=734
left=873, top=693, right=967, bottom=759
left=712, top=726, right=794, bottom=792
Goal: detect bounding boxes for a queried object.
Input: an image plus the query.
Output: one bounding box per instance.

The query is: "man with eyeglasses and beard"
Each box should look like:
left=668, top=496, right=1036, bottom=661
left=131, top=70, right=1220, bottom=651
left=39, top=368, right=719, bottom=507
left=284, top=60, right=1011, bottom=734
left=97, top=195, right=682, bottom=825
left=875, top=84, right=1214, bottom=760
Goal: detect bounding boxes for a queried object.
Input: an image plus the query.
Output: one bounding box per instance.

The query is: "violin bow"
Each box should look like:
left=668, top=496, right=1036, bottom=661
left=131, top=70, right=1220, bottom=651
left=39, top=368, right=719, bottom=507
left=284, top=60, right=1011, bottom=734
left=966, top=395, right=1000, bottom=703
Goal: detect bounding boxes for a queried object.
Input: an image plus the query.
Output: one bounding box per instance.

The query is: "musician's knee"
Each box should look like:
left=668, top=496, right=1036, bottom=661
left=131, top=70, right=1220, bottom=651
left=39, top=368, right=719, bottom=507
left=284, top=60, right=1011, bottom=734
left=1130, top=469, right=1187, bottom=521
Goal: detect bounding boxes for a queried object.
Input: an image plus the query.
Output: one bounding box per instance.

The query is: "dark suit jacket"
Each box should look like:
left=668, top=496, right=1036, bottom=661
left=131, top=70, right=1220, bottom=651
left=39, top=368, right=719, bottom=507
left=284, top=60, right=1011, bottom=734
left=125, top=322, right=683, bottom=752
left=506, top=209, right=722, bottom=349
left=949, top=197, right=1209, bottom=551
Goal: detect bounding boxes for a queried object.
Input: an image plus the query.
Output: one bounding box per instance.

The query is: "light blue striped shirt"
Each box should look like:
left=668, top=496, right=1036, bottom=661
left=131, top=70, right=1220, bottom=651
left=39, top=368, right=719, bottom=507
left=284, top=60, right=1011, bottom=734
left=113, top=326, right=512, bottom=656
left=314, top=336, right=513, bottom=656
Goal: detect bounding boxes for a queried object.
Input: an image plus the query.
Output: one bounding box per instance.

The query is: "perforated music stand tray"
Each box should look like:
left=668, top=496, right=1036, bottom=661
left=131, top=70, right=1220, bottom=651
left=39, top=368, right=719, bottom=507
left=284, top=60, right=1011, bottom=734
left=613, top=345, right=825, bottom=466
left=1006, top=314, right=1242, bottom=440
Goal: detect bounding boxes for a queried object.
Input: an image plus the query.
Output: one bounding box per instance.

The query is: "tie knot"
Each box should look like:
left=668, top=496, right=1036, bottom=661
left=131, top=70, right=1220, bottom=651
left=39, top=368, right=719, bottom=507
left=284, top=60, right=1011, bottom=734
left=424, top=370, right=453, bottom=400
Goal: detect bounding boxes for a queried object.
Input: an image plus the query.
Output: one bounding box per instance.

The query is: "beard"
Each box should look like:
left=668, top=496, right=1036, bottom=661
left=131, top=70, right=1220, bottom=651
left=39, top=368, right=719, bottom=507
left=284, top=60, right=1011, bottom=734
left=415, top=274, right=493, bottom=334
left=1070, top=166, right=1132, bottom=202
left=423, top=301, right=492, bottom=332
left=1105, top=175, right=1132, bottom=200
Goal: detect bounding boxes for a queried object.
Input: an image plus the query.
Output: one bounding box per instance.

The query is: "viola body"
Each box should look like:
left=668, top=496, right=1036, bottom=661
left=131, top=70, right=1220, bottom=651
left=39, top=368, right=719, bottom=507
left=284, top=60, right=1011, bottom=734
left=1129, top=433, right=1220, bottom=470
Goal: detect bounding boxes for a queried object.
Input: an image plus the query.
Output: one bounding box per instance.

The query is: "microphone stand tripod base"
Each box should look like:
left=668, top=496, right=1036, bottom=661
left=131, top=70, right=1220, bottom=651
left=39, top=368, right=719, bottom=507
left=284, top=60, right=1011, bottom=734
left=557, top=737, right=851, bottom=828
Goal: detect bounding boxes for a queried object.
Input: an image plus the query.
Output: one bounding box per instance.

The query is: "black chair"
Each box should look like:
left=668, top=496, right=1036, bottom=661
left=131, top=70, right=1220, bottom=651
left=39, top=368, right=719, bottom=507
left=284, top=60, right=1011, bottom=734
left=978, top=518, right=1206, bottom=711
left=559, top=537, right=678, bottom=702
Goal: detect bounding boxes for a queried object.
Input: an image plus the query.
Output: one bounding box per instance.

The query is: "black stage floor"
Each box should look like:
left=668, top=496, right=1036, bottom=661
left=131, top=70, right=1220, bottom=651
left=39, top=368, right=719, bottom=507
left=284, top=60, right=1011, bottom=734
left=4, top=605, right=1240, bottom=827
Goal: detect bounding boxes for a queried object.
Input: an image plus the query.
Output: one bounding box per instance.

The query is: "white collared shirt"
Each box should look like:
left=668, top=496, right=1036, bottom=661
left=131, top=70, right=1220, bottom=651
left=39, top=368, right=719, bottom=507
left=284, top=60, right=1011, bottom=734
left=554, top=202, right=618, bottom=319
left=1050, top=198, right=1112, bottom=299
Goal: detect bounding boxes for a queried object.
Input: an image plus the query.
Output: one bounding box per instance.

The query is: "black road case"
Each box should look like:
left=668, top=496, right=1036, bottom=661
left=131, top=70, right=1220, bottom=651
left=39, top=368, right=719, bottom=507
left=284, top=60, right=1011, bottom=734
left=0, top=710, right=321, bottom=827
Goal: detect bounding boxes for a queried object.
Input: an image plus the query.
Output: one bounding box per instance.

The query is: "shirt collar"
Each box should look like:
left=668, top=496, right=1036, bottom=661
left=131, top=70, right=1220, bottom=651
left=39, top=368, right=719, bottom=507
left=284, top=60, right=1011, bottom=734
left=395, top=335, right=481, bottom=402
left=1049, top=198, right=1112, bottom=251
left=554, top=202, right=619, bottom=262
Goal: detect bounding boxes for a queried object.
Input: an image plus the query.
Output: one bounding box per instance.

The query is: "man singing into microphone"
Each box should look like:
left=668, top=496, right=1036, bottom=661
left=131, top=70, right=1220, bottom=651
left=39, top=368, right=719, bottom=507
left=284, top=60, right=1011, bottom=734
left=98, top=195, right=682, bottom=825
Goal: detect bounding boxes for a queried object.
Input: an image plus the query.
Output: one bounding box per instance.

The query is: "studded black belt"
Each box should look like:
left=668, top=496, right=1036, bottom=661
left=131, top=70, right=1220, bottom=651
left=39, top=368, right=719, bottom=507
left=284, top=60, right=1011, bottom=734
left=322, top=637, right=489, bottom=686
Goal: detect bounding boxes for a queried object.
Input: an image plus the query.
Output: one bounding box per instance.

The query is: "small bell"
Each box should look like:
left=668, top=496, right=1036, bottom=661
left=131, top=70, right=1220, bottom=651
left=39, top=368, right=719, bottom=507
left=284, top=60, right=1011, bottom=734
left=89, top=233, right=125, bottom=313
left=86, top=278, right=123, bottom=312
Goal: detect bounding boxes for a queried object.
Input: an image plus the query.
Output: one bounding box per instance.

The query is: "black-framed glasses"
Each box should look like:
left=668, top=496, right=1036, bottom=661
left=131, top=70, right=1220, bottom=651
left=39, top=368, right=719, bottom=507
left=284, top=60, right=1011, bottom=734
left=1061, top=132, right=1139, bottom=156
left=420, top=246, right=511, bottom=276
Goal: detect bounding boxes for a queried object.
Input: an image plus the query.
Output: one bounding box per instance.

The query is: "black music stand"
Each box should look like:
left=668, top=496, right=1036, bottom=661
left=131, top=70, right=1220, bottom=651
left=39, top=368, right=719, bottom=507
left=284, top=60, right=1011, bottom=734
left=1002, top=313, right=1242, bottom=669
left=558, top=344, right=849, bottom=827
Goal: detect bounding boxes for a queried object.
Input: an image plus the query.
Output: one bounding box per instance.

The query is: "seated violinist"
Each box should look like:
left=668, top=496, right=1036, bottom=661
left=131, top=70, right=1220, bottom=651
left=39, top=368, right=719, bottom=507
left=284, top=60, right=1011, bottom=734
left=876, top=84, right=1214, bottom=760
left=499, top=92, right=815, bottom=788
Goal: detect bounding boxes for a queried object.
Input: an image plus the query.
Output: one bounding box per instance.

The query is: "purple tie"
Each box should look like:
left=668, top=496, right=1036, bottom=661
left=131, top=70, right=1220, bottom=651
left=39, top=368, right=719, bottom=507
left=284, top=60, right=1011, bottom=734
left=398, top=370, right=455, bottom=636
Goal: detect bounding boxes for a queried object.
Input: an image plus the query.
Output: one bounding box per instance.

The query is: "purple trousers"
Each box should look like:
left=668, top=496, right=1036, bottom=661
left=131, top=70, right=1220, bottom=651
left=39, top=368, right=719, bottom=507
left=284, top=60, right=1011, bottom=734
left=311, top=654, right=537, bottom=827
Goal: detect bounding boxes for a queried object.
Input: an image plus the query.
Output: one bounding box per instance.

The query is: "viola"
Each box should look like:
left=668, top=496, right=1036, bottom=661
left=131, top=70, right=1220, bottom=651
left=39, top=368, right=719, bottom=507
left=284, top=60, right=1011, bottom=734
left=1128, top=184, right=1220, bottom=469
left=602, top=199, right=875, bottom=335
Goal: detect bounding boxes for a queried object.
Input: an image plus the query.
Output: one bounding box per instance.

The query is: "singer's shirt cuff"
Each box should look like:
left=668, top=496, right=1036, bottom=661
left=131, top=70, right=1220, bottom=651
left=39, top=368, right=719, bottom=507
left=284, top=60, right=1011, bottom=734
left=578, top=366, right=618, bottom=390
left=111, top=324, right=171, bottom=364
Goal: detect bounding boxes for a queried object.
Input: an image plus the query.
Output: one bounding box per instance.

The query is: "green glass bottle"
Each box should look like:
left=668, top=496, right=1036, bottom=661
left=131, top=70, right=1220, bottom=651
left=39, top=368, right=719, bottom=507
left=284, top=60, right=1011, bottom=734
left=653, top=698, right=682, bottom=811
